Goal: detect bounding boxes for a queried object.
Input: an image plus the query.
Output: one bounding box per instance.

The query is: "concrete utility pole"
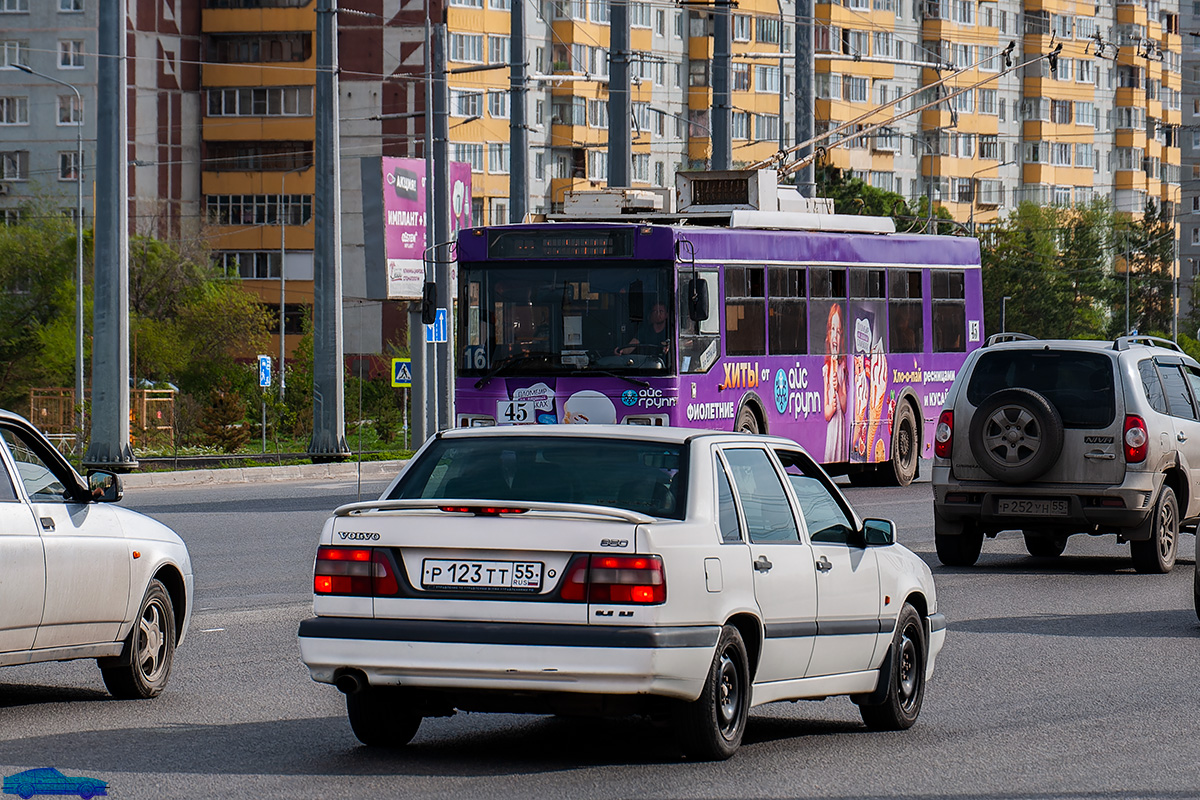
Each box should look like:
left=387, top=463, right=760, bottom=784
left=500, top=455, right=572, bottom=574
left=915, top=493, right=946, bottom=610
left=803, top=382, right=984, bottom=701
left=309, top=0, right=350, bottom=460
left=509, top=0, right=527, bottom=222
left=608, top=0, right=630, bottom=186
left=411, top=13, right=434, bottom=447
left=432, top=23, right=454, bottom=432
left=711, top=0, right=732, bottom=169
left=84, top=0, right=135, bottom=471
left=794, top=0, right=814, bottom=196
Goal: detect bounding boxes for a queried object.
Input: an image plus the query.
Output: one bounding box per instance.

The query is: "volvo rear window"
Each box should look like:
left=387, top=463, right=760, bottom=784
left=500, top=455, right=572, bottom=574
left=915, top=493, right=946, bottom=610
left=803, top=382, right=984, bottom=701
left=965, top=350, right=1115, bottom=428
left=389, top=436, right=687, bottom=519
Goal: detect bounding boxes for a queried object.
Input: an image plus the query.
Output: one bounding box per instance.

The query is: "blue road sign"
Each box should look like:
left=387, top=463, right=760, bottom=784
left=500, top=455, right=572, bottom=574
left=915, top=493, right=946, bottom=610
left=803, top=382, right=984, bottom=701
left=258, top=355, right=272, bottom=388
left=425, top=308, right=449, bottom=344
left=391, top=358, right=412, bottom=388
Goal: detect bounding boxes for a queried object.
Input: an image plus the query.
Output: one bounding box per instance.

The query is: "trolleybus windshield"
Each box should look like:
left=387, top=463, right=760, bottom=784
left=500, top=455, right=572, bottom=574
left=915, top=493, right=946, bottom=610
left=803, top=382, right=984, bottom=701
left=458, top=261, right=675, bottom=378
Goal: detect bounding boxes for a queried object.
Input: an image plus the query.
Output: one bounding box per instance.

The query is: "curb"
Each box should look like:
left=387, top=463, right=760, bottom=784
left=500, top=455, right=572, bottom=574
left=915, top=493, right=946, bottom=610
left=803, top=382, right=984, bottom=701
left=121, top=459, right=408, bottom=489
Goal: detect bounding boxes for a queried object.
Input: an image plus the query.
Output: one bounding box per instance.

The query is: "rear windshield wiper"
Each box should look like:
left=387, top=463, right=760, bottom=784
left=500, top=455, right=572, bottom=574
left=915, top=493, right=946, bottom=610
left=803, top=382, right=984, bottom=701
left=473, top=351, right=555, bottom=389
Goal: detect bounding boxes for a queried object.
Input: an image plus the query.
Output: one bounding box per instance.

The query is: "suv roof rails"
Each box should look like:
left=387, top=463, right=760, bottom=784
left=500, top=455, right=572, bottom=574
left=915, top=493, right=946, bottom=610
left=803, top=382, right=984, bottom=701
left=985, top=332, right=1037, bottom=346
left=1115, top=335, right=1184, bottom=353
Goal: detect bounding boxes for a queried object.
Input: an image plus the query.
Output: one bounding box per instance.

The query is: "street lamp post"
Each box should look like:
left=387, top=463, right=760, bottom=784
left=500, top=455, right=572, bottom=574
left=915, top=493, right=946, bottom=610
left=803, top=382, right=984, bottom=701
left=17, top=65, right=84, bottom=442
left=1002, top=295, right=1011, bottom=333
left=968, top=159, right=1017, bottom=234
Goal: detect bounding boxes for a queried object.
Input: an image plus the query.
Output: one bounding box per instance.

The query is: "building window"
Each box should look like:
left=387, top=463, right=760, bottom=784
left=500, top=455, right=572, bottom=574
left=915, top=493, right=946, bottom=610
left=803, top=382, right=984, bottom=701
left=203, top=141, right=313, bottom=171
left=1051, top=142, right=1072, bottom=166
left=587, top=98, right=608, bottom=128
left=754, top=113, right=780, bottom=141
left=57, top=94, right=82, bottom=125
left=732, top=111, right=749, bottom=140
left=732, top=63, right=750, bottom=92
left=205, top=194, right=313, bottom=226
left=206, top=87, right=314, bottom=117
left=450, top=89, right=483, bottom=117
left=488, top=143, right=511, bottom=174
left=842, top=76, right=867, bottom=103
left=489, top=0, right=510, bottom=9
left=631, top=1, right=651, bottom=27
left=0, top=0, right=29, bottom=12
left=588, top=149, right=608, bottom=180
left=59, top=0, right=82, bottom=9
left=215, top=251, right=281, bottom=280
left=1076, top=102, right=1096, bottom=127
left=450, top=0, right=483, bottom=7
left=1075, top=143, right=1095, bottom=169
left=58, top=40, right=84, bottom=69
left=58, top=151, right=81, bottom=181
left=654, top=160, right=665, bottom=186
left=632, top=153, right=649, bottom=182
left=452, top=143, right=484, bottom=172
left=732, top=14, right=751, bottom=41
left=1051, top=99, right=1072, bottom=124
left=488, top=90, right=509, bottom=119
left=449, top=34, right=483, bottom=63
left=0, top=96, right=28, bottom=125
left=756, top=17, right=781, bottom=44
left=754, top=65, right=780, bottom=94
left=208, top=33, right=312, bottom=63
left=0, top=40, right=29, bottom=68
left=978, top=88, right=997, bottom=115
left=0, top=150, right=29, bottom=180
left=488, top=35, right=510, bottom=64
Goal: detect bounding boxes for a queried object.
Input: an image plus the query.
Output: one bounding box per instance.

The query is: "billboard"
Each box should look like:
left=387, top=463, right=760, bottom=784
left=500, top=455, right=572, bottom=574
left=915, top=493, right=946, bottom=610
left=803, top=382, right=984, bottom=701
left=378, top=157, right=472, bottom=300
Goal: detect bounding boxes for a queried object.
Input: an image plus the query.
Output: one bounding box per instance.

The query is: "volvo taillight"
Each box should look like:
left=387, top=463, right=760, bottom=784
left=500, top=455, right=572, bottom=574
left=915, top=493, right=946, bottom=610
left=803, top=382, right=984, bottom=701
left=934, top=410, right=954, bottom=459
left=1124, top=414, right=1148, bottom=463
left=560, top=555, right=666, bottom=605
left=314, top=546, right=399, bottom=596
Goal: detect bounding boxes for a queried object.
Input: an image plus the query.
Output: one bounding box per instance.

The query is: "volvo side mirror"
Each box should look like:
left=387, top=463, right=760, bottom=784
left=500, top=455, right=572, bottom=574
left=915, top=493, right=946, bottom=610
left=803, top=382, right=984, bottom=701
left=863, top=518, right=896, bottom=546
left=421, top=281, right=437, bottom=325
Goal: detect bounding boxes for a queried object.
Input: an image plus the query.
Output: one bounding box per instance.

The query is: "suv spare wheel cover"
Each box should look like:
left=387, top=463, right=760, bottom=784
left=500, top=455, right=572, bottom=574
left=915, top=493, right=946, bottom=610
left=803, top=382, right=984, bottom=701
left=968, top=387, right=1065, bottom=484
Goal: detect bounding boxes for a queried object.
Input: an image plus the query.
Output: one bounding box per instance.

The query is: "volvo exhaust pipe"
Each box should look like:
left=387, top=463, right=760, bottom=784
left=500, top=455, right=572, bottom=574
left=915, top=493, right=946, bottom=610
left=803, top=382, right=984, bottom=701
left=333, top=668, right=367, bottom=695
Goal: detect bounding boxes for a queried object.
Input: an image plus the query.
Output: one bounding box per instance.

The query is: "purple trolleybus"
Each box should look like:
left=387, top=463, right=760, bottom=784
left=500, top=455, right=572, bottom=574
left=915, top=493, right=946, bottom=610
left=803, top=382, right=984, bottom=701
left=453, top=171, right=983, bottom=486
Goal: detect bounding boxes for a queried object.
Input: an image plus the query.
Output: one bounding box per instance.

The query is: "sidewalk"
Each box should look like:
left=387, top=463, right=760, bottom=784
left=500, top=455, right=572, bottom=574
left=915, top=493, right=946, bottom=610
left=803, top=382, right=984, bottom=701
left=121, top=459, right=409, bottom=489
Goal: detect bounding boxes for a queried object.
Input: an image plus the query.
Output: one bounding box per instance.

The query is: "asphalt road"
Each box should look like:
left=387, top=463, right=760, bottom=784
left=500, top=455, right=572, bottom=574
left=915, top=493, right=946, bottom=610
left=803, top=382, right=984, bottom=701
left=0, top=469, right=1197, bottom=800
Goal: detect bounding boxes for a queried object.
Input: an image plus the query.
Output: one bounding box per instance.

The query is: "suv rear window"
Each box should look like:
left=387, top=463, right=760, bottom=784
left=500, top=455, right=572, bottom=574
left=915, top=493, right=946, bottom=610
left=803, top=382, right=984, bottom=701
left=389, top=436, right=687, bottom=519
left=965, top=350, right=1115, bottom=428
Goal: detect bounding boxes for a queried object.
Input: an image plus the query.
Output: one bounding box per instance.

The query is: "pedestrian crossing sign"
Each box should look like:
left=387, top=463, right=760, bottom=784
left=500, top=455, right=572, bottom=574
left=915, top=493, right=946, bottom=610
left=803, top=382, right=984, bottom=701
left=391, top=358, right=412, bottom=388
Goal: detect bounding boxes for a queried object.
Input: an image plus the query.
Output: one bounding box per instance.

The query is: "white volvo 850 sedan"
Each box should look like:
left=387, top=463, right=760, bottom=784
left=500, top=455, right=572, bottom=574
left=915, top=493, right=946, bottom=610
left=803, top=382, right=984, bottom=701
left=299, top=426, right=945, bottom=760
left=0, top=410, right=193, bottom=698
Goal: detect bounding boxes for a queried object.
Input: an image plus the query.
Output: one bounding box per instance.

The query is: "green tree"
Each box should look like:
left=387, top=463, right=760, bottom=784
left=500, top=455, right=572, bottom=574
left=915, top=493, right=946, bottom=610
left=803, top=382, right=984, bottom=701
left=1117, top=200, right=1176, bottom=337
left=980, top=201, right=1118, bottom=340
left=815, top=166, right=957, bottom=234
left=0, top=206, right=77, bottom=406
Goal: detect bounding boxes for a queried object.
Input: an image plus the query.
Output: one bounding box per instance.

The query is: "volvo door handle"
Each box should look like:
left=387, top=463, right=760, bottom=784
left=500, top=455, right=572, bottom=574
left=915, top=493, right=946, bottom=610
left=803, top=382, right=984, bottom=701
left=39, top=517, right=54, bottom=531
left=753, top=555, right=773, bottom=573
left=815, top=555, right=833, bottom=573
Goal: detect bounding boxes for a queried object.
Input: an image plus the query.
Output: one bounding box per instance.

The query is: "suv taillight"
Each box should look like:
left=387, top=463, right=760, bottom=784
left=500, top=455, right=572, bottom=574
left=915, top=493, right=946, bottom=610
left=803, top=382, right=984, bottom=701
left=934, top=410, right=953, bottom=459
left=1124, top=414, right=1148, bottom=463
left=560, top=555, right=666, bottom=604
left=314, top=546, right=399, bottom=596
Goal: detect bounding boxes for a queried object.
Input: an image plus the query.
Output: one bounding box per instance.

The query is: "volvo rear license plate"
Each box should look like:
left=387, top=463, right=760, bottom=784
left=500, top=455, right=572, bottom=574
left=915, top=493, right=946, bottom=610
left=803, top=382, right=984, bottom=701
left=997, top=498, right=1068, bottom=516
left=421, top=560, right=543, bottom=590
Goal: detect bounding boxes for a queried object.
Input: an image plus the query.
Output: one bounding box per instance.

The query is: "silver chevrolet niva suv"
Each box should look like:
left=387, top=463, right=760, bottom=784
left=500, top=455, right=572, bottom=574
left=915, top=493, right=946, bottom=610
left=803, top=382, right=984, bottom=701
left=932, top=334, right=1200, bottom=573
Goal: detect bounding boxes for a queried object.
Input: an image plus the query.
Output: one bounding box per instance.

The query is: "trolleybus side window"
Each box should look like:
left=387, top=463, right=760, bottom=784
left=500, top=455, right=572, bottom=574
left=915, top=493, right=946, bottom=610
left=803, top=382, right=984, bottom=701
left=768, top=266, right=807, bottom=354
left=808, top=266, right=847, bottom=357
left=725, top=265, right=766, bottom=356
left=888, top=268, right=924, bottom=354
left=679, top=270, right=720, bottom=373
left=931, top=269, right=966, bottom=353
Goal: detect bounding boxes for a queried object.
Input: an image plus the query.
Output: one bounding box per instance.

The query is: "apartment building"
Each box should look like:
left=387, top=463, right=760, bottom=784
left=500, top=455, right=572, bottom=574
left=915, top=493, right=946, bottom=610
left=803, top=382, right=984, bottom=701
left=0, top=0, right=201, bottom=233
left=1180, top=0, right=1200, bottom=319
